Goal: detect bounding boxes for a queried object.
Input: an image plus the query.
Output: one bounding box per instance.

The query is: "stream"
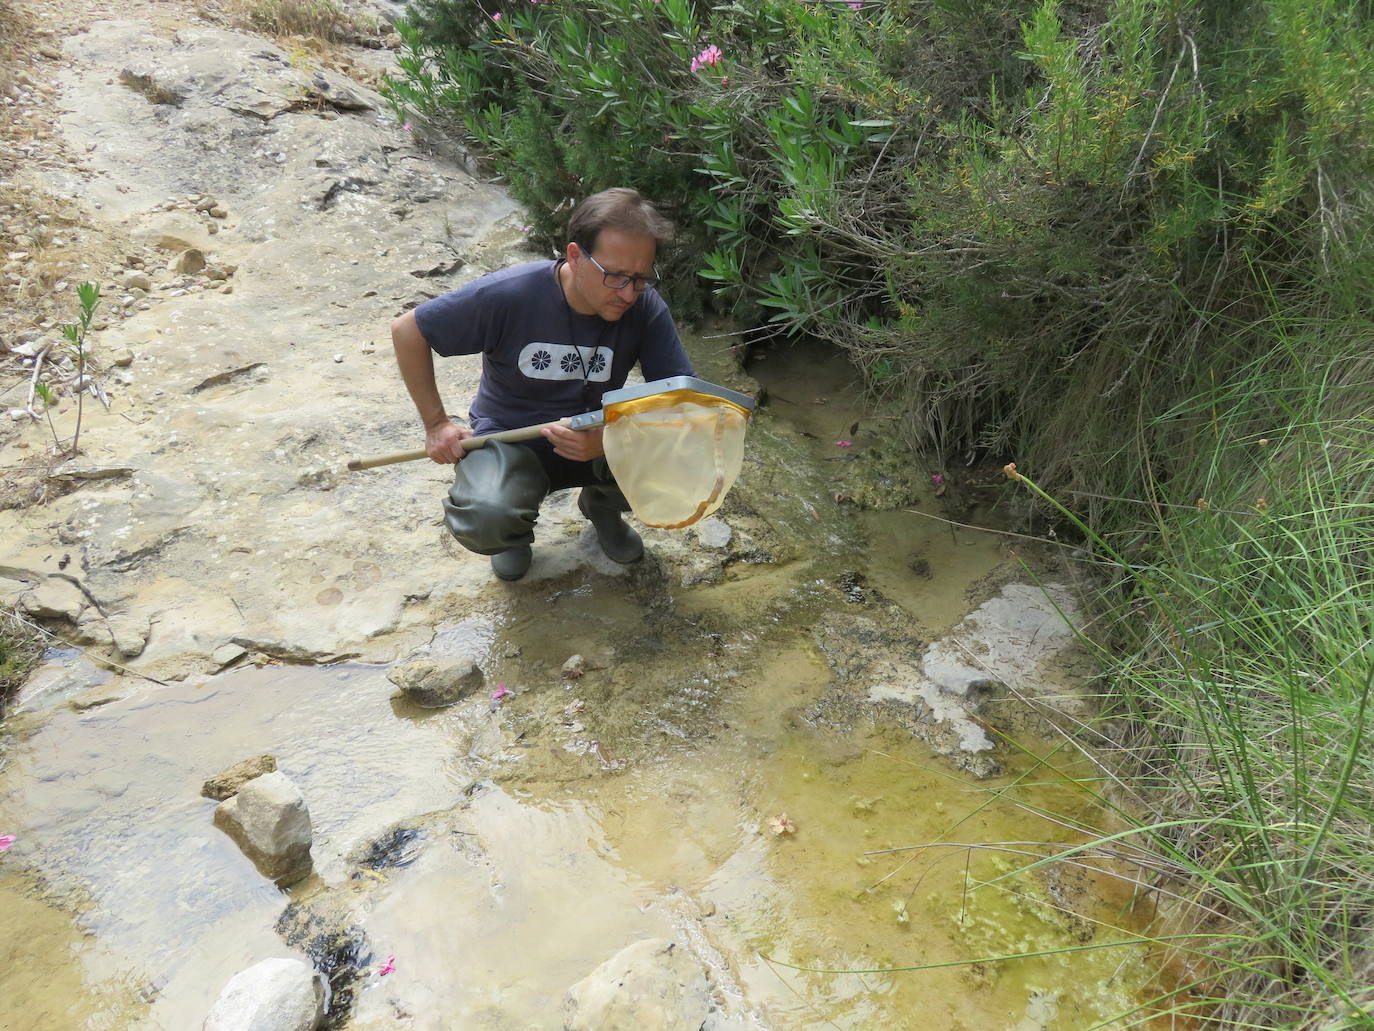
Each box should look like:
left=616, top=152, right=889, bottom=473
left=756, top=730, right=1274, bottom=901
left=2, top=342, right=1166, bottom=1030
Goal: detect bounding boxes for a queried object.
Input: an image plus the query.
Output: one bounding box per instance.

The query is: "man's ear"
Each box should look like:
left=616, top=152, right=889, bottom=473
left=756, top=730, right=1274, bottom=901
left=565, top=241, right=583, bottom=263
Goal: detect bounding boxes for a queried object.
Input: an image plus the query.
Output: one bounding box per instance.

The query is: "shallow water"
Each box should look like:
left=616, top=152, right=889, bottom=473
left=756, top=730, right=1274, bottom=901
left=0, top=340, right=1166, bottom=1029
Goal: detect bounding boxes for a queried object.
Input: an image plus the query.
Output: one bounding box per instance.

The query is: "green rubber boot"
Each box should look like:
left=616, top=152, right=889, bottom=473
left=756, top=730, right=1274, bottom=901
left=490, top=545, right=533, bottom=581
left=578, top=490, right=643, bottom=564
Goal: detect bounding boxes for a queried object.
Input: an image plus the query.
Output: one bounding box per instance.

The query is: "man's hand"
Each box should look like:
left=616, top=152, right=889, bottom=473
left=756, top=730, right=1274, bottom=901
left=426, top=420, right=473, bottom=464
left=542, top=422, right=605, bottom=462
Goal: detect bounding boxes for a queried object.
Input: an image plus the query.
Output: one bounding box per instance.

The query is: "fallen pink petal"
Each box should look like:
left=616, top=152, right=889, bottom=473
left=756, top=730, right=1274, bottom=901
left=491, top=683, right=510, bottom=701
left=378, top=955, right=396, bottom=976
left=0, top=834, right=15, bottom=852
left=835, top=440, right=853, bottom=448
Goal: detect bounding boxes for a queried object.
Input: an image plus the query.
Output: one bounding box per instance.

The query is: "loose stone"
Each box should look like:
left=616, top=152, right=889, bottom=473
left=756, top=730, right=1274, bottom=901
left=388, top=656, right=485, bottom=708
left=213, top=770, right=313, bottom=886
left=203, top=956, right=325, bottom=1031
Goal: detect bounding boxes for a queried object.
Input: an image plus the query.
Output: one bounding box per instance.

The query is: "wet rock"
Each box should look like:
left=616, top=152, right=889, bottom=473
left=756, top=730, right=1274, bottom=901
left=692, top=518, right=732, bottom=550
left=214, top=770, right=313, bottom=886
left=203, top=956, right=326, bottom=1031
left=276, top=893, right=373, bottom=1026
left=922, top=583, right=1078, bottom=702
left=387, top=655, right=484, bottom=708
left=350, top=823, right=423, bottom=870
left=564, top=938, right=710, bottom=1031
left=18, top=576, right=86, bottom=622
left=202, top=753, right=278, bottom=801
left=14, top=653, right=114, bottom=713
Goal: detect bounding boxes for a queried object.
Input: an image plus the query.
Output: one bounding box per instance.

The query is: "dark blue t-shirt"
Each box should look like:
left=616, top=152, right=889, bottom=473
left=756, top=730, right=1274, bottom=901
left=414, top=260, right=693, bottom=434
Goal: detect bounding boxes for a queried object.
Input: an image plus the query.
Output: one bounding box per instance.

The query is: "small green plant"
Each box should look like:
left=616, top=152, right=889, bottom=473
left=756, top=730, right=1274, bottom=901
left=61, top=282, right=99, bottom=458
left=32, top=380, right=60, bottom=451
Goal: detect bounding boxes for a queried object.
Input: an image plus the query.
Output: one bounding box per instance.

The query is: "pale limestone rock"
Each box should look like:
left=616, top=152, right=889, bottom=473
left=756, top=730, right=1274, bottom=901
left=173, top=248, right=206, bottom=274
left=387, top=656, right=484, bottom=708
left=214, top=770, right=313, bottom=886
left=203, top=956, right=325, bottom=1031
left=18, top=576, right=86, bottom=622
left=108, top=613, right=151, bottom=658
left=121, top=269, right=152, bottom=291
left=212, top=642, right=248, bottom=668
left=561, top=653, right=585, bottom=678
left=563, top=938, right=710, bottom=1031
left=73, top=610, right=114, bottom=648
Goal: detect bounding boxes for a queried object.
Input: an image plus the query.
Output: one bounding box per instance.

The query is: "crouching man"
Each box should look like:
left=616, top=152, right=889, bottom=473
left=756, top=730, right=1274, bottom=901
left=391, top=188, right=694, bottom=581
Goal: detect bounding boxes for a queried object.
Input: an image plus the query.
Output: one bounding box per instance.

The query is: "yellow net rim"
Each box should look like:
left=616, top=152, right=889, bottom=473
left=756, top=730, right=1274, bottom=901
left=604, top=389, right=753, bottom=424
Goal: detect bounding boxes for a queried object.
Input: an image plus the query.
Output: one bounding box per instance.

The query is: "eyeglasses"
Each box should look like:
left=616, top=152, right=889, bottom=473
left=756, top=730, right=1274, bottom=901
left=580, top=249, right=661, bottom=293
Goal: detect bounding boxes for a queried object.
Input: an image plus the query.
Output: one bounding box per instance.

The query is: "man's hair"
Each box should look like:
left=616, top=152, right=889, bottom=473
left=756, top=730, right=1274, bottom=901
left=567, top=188, right=674, bottom=255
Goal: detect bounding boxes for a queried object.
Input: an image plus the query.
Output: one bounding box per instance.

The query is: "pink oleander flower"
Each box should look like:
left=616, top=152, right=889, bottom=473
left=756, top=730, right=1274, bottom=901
left=690, top=44, right=723, bottom=73
left=848, top=0, right=864, bottom=8
left=378, top=955, right=396, bottom=976
left=0, top=834, right=15, bottom=852
left=491, top=11, right=502, bottom=20
left=835, top=440, right=853, bottom=448
left=931, top=473, right=944, bottom=485
left=403, top=121, right=413, bottom=131
left=491, top=683, right=510, bottom=702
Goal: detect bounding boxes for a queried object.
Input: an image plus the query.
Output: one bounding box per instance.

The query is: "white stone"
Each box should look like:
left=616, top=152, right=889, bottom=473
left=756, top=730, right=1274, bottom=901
left=693, top=518, right=732, bottom=550
left=203, top=956, right=325, bottom=1031
left=563, top=938, right=710, bottom=1031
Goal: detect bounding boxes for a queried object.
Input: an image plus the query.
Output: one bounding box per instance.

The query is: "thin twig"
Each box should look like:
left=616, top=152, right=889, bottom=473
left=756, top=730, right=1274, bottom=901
left=23, top=344, right=51, bottom=418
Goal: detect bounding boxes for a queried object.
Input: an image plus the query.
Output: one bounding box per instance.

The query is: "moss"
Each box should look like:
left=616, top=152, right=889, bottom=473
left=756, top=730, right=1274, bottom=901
left=838, top=439, right=929, bottom=510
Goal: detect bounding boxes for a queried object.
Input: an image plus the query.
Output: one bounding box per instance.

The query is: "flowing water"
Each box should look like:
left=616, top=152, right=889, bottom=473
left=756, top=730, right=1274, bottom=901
left=0, top=341, right=1168, bottom=1029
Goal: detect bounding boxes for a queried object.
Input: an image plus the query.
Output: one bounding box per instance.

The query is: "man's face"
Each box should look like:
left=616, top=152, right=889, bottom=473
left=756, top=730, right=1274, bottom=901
left=568, top=229, right=658, bottom=322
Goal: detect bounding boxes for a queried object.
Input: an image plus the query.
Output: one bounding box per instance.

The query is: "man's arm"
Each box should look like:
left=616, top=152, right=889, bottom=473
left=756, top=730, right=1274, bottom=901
left=391, top=309, right=472, bottom=463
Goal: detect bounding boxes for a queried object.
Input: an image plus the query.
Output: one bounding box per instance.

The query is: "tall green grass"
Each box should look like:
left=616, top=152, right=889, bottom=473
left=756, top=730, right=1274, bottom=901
left=1005, top=312, right=1374, bottom=1027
